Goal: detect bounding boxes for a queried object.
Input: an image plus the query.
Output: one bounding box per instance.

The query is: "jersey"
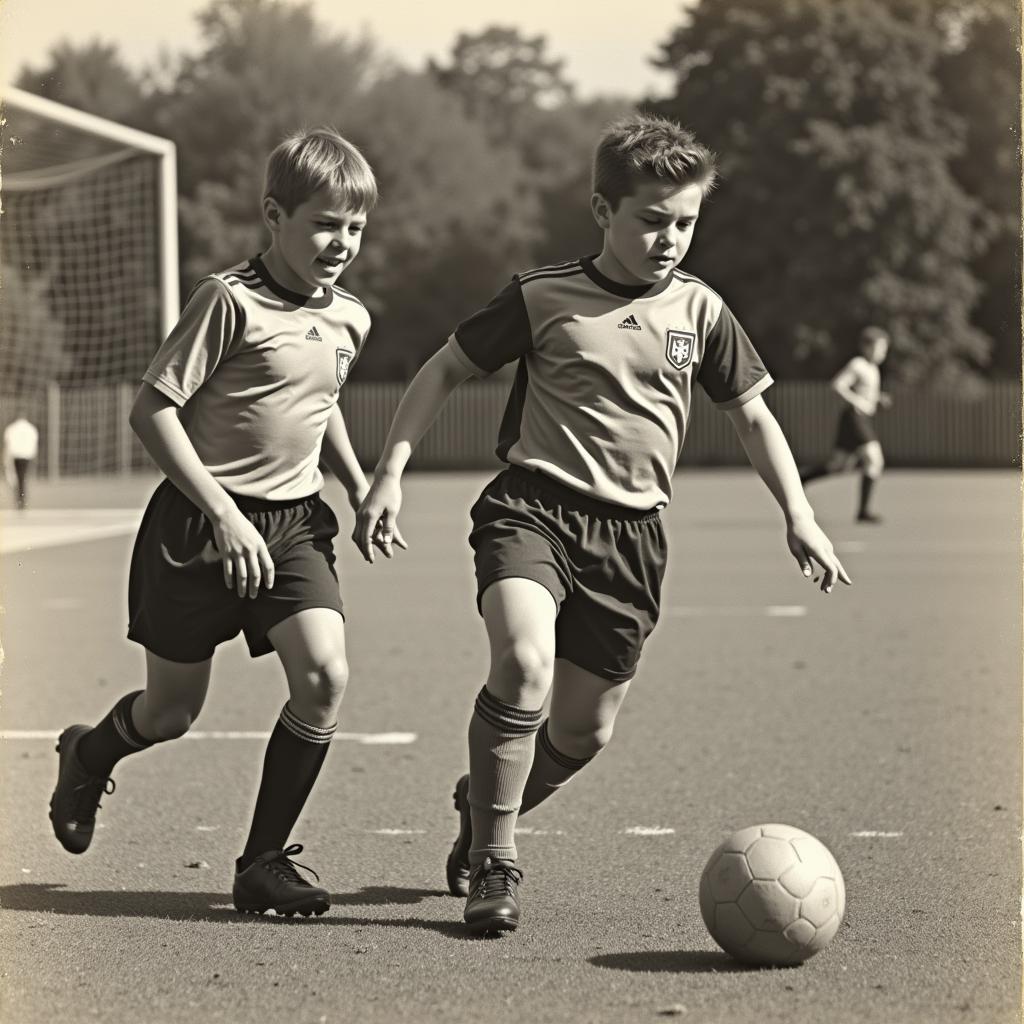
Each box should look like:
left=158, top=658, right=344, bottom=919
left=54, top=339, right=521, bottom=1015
left=3, top=419, right=39, bottom=460
left=832, top=355, right=882, bottom=416
left=143, top=256, right=370, bottom=501
left=449, top=256, right=772, bottom=510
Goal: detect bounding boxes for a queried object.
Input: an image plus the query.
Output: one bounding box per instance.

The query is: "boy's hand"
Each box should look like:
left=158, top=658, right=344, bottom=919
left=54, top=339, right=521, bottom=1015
left=211, top=507, right=275, bottom=599
left=878, top=392, right=893, bottom=409
left=354, top=473, right=407, bottom=563
left=786, top=515, right=851, bottom=594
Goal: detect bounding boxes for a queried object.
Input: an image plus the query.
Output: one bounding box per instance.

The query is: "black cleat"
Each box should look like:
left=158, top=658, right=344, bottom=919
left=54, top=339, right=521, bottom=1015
left=233, top=844, right=330, bottom=917
left=445, top=774, right=472, bottom=897
left=49, top=725, right=115, bottom=854
left=464, top=856, right=523, bottom=936
left=856, top=511, right=883, bottom=524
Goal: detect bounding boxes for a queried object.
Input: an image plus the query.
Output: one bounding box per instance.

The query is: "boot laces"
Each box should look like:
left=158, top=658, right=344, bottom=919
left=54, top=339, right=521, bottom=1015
left=72, top=777, right=115, bottom=822
left=265, top=844, right=320, bottom=886
left=474, top=860, right=523, bottom=899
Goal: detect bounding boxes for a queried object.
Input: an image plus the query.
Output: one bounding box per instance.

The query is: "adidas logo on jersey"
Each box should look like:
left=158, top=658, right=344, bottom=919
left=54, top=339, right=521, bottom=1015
left=618, top=314, right=642, bottom=331
left=305, top=326, right=323, bottom=342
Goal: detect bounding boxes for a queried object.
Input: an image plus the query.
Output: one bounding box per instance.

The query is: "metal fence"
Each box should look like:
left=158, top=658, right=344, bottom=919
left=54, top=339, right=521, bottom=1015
left=1, top=379, right=1020, bottom=477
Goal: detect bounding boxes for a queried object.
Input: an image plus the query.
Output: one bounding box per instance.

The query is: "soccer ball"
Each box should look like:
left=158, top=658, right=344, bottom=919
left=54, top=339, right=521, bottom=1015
left=699, top=823, right=845, bottom=966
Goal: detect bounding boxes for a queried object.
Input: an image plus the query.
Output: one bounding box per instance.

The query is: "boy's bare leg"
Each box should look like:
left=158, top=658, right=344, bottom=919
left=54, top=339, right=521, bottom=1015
left=800, top=448, right=850, bottom=485
left=856, top=441, right=885, bottom=522
left=469, top=577, right=555, bottom=863
left=459, top=578, right=554, bottom=933
left=520, top=659, right=631, bottom=814
left=240, top=607, right=347, bottom=863
left=232, top=607, right=346, bottom=916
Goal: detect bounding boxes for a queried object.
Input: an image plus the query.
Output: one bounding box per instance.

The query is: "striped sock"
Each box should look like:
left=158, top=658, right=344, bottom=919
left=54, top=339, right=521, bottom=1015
left=239, top=703, right=336, bottom=869
left=467, top=686, right=544, bottom=865
left=519, top=719, right=596, bottom=815
left=77, top=691, right=154, bottom=776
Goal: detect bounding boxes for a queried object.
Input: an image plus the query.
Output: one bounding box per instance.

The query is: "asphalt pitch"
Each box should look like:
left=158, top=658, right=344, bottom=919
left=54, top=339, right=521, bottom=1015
left=0, top=469, right=1020, bottom=1024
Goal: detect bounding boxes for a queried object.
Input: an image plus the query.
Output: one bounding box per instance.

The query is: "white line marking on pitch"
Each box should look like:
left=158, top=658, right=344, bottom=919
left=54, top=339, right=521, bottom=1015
left=0, top=730, right=416, bottom=744
left=369, top=829, right=426, bottom=835
left=0, top=512, right=143, bottom=554
left=850, top=830, right=903, bottom=838
left=666, top=605, right=806, bottom=618
left=624, top=826, right=676, bottom=836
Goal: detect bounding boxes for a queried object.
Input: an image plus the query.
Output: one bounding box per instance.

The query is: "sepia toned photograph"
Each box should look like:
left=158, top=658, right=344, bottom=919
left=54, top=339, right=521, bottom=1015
left=0, top=1, right=1020, bottom=1021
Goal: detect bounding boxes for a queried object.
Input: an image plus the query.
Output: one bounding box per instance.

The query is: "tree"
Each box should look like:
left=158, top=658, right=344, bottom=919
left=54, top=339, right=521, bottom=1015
left=431, top=27, right=633, bottom=274
left=935, top=0, right=1021, bottom=376
left=341, top=70, right=542, bottom=378
left=16, top=40, right=147, bottom=125
left=653, top=0, right=994, bottom=387
left=430, top=26, right=574, bottom=141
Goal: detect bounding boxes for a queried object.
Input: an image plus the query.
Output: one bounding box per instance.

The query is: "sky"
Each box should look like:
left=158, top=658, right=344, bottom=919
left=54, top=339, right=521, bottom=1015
left=0, top=0, right=687, bottom=100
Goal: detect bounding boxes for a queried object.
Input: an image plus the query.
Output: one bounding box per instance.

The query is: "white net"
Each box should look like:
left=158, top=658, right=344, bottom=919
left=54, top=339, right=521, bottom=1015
left=1, top=91, right=174, bottom=475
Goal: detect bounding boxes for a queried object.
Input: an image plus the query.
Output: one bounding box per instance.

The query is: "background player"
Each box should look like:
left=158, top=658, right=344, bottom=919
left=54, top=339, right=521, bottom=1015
left=355, top=114, right=850, bottom=937
left=47, top=128, right=402, bottom=917
left=800, top=326, right=891, bottom=523
left=3, top=414, right=39, bottom=511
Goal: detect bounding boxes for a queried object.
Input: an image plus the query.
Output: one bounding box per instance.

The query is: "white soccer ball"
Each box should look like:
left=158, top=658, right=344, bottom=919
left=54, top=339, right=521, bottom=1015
left=699, top=823, right=846, bottom=966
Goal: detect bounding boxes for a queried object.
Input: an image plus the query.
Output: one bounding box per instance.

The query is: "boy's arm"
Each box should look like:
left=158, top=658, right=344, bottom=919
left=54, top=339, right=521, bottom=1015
left=321, top=404, right=368, bottom=509
left=321, top=404, right=408, bottom=557
left=831, top=360, right=873, bottom=415
left=353, top=342, right=471, bottom=562
left=724, top=395, right=851, bottom=594
left=129, top=383, right=274, bottom=598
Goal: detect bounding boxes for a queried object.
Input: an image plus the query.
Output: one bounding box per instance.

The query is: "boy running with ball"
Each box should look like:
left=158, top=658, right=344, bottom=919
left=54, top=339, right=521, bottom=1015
left=48, top=128, right=400, bottom=917
left=356, top=114, right=849, bottom=936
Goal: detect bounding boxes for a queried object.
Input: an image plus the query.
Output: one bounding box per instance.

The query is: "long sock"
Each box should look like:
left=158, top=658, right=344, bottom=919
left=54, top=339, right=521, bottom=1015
left=77, top=691, right=154, bottom=776
left=239, top=703, right=336, bottom=869
left=467, top=686, right=543, bottom=865
left=519, top=719, right=595, bottom=815
left=858, top=474, right=876, bottom=516
left=800, top=464, right=830, bottom=485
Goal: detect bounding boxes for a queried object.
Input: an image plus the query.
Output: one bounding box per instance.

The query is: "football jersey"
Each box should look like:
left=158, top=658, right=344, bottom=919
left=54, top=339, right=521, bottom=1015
left=143, top=256, right=369, bottom=501
left=449, top=256, right=771, bottom=510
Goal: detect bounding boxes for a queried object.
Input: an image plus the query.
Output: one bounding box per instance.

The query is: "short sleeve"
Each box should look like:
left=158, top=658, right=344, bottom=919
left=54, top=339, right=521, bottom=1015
left=449, top=278, right=533, bottom=377
left=142, top=279, right=244, bottom=406
left=696, top=303, right=773, bottom=409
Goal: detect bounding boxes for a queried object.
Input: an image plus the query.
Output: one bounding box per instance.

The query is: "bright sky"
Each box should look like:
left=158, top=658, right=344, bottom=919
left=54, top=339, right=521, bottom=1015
left=0, top=0, right=686, bottom=100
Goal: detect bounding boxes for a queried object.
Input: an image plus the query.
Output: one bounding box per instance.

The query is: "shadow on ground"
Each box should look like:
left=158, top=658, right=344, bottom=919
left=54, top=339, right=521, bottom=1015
left=0, top=882, right=472, bottom=938
left=589, top=950, right=766, bottom=973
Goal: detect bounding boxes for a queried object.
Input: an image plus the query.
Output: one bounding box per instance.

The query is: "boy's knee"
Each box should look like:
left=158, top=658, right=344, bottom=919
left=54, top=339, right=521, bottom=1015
left=146, top=707, right=197, bottom=741
left=548, top=720, right=614, bottom=760
left=862, top=447, right=884, bottom=477
left=294, top=656, right=349, bottom=719
left=491, top=640, right=554, bottom=701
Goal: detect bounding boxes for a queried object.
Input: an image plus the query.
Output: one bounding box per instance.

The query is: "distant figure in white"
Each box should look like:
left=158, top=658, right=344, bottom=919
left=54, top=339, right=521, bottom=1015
left=3, top=416, right=39, bottom=511
left=800, top=327, right=892, bottom=524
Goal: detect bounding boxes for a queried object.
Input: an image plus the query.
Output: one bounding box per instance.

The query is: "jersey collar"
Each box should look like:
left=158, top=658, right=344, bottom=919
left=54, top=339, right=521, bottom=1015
left=251, top=255, right=334, bottom=310
left=580, top=255, right=667, bottom=299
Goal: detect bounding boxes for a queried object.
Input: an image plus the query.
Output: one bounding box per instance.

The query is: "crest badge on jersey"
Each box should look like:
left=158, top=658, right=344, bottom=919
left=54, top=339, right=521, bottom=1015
left=666, top=330, right=696, bottom=370
left=336, top=349, right=352, bottom=386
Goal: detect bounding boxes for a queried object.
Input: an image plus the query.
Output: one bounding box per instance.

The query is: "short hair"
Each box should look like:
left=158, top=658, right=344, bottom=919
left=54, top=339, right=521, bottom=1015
left=859, top=326, right=890, bottom=350
left=593, top=114, right=718, bottom=209
left=264, top=127, right=378, bottom=215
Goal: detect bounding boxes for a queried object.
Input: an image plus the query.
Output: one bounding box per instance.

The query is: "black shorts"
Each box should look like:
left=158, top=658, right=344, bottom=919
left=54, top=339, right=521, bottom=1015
left=469, top=466, right=668, bottom=683
left=835, top=407, right=879, bottom=452
left=127, top=479, right=344, bottom=662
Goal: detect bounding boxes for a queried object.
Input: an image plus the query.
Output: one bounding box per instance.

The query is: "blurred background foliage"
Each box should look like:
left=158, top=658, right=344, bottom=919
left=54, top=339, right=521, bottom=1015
left=14, top=0, right=1020, bottom=387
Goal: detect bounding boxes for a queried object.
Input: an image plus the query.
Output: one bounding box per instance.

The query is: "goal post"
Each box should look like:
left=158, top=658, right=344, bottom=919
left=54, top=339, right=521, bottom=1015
left=1, top=86, right=178, bottom=476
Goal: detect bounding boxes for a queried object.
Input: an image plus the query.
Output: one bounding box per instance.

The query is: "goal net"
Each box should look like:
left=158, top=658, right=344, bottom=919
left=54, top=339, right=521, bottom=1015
left=1, top=87, right=178, bottom=475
